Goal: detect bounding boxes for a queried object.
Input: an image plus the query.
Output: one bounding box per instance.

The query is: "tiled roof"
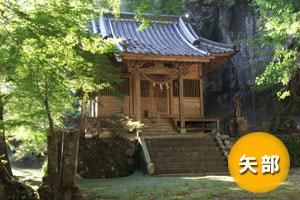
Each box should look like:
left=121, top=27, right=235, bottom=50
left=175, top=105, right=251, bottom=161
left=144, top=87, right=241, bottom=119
left=91, top=12, right=236, bottom=57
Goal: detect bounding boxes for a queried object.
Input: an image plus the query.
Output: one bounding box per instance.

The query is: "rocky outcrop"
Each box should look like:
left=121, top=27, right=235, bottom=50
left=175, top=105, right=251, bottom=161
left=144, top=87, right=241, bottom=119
left=187, top=0, right=277, bottom=133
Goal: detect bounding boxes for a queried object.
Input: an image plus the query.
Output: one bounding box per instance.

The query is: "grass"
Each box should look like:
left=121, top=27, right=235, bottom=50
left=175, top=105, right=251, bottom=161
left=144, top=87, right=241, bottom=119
left=12, top=167, right=300, bottom=200
left=78, top=170, right=300, bottom=200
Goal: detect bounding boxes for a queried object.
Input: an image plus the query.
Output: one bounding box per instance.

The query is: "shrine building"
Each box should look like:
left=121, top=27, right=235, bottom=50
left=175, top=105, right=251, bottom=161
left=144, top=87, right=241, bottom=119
left=85, top=12, right=237, bottom=174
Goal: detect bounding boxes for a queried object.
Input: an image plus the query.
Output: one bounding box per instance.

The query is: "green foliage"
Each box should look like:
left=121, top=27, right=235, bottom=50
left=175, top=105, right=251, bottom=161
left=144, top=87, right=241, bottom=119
left=107, top=113, right=144, bottom=132
left=0, top=0, right=125, bottom=162
left=123, top=0, right=185, bottom=30
left=254, top=0, right=300, bottom=99
left=8, top=127, right=47, bottom=160
left=0, top=0, right=122, bottom=135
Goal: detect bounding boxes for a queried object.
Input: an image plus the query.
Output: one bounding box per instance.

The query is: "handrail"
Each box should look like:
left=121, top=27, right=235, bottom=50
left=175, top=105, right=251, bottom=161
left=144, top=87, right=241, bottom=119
left=137, top=132, right=155, bottom=175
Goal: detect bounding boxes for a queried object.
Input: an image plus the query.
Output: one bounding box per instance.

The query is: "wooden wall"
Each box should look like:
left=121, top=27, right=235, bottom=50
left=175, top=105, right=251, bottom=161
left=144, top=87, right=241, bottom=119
left=98, top=96, right=130, bottom=118
left=171, top=97, right=200, bottom=118
left=97, top=63, right=204, bottom=119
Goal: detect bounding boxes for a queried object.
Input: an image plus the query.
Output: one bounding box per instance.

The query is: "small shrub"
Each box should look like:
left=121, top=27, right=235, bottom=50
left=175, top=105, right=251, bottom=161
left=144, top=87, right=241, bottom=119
left=106, top=113, right=144, bottom=133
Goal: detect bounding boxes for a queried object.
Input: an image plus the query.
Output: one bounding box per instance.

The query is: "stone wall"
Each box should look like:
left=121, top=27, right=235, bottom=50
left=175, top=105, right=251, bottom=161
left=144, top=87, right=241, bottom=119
left=78, top=136, right=140, bottom=178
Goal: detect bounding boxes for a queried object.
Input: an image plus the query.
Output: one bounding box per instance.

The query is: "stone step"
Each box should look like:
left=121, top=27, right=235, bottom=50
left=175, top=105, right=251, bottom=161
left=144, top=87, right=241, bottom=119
left=142, top=119, right=172, bottom=122
left=145, top=140, right=217, bottom=147
left=152, top=156, right=226, bottom=163
left=145, top=136, right=213, bottom=141
left=155, top=166, right=228, bottom=174
left=142, top=132, right=178, bottom=136
left=143, top=123, right=173, bottom=127
left=148, top=147, right=222, bottom=157
left=155, top=159, right=227, bottom=168
left=143, top=123, right=173, bottom=126
left=147, top=145, right=221, bottom=152
left=144, top=121, right=173, bottom=125
left=142, top=135, right=227, bottom=175
left=148, top=151, right=223, bottom=159
left=144, top=124, right=173, bottom=128
left=143, top=129, right=175, bottom=132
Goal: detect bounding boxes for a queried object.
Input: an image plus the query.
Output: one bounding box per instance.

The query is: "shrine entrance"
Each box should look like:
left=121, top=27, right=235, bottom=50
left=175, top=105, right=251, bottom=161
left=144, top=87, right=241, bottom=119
left=141, top=79, right=170, bottom=119
left=153, top=84, right=169, bottom=118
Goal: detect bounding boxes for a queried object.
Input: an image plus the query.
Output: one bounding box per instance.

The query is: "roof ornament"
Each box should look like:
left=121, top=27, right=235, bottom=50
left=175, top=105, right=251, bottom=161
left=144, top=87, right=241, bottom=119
left=175, top=19, right=208, bottom=55
left=91, top=18, right=98, bottom=34
left=178, top=17, right=197, bottom=44
left=120, top=40, right=135, bottom=52
left=99, top=14, right=108, bottom=38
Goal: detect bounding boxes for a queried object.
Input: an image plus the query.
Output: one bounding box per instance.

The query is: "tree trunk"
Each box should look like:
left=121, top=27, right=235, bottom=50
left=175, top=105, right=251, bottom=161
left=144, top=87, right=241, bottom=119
left=38, top=98, right=61, bottom=200
left=0, top=95, right=12, bottom=175
left=58, top=130, right=83, bottom=200
left=0, top=162, right=37, bottom=199
left=39, top=96, right=83, bottom=199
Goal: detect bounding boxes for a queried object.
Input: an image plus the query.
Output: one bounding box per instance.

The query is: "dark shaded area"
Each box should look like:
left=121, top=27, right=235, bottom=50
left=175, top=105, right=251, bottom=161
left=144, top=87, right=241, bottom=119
left=185, top=0, right=277, bottom=133
left=279, top=135, right=300, bottom=167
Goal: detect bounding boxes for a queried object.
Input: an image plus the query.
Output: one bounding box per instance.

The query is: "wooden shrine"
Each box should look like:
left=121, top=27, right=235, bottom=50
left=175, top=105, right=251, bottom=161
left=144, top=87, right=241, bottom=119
left=85, top=12, right=237, bottom=135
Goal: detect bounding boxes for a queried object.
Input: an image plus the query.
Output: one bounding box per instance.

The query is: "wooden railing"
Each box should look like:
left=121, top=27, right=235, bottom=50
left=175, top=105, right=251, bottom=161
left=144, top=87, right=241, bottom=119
left=173, top=118, right=220, bottom=132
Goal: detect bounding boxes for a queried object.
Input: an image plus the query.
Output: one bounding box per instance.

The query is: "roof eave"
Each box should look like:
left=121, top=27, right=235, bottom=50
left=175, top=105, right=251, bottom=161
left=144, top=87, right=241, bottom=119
left=120, top=53, right=217, bottom=63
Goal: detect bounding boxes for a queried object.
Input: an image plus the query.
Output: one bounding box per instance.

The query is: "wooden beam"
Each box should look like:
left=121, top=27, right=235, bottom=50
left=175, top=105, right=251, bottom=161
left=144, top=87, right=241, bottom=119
left=199, top=65, right=204, bottom=117
left=129, top=67, right=179, bottom=74
left=122, top=53, right=213, bottom=62
left=179, top=74, right=185, bottom=131
left=215, top=51, right=237, bottom=57
left=203, top=56, right=228, bottom=74
left=133, top=71, right=141, bottom=121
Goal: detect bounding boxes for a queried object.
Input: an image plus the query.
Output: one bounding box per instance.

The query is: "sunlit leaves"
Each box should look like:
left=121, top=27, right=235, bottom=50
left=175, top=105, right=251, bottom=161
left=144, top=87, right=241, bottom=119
left=0, top=0, right=122, bottom=136
left=254, top=0, right=300, bottom=99
left=7, top=127, right=47, bottom=160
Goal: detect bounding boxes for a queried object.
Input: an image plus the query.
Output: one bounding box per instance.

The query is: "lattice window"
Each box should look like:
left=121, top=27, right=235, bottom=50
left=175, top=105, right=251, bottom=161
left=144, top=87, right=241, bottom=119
left=100, top=78, right=129, bottom=96
left=173, top=79, right=200, bottom=97
left=141, top=80, right=150, bottom=97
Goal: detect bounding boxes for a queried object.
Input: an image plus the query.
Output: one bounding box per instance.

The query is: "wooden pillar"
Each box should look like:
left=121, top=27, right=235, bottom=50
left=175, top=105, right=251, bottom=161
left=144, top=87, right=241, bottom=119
left=179, top=74, right=186, bottom=133
left=134, top=70, right=141, bottom=121
left=97, top=93, right=101, bottom=118
left=169, top=81, right=173, bottom=117
left=149, top=83, right=154, bottom=118
left=129, top=75, right=134, bottom=116
left=199, top=64, right=204, bottom=117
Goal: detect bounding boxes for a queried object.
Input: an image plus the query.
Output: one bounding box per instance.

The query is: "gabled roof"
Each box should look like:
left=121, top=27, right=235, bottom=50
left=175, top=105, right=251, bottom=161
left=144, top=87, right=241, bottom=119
left=91, top=12, right=236, bottom=61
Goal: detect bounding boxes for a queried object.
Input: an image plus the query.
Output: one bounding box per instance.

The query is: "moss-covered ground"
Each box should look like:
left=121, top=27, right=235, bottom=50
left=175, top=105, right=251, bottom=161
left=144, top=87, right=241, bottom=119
left=78, top=170, right=300, bottom=200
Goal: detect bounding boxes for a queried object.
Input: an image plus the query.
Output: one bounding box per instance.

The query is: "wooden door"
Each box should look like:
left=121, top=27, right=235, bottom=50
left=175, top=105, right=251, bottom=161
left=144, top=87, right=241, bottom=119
left=153, top=84, right=169, bottom=117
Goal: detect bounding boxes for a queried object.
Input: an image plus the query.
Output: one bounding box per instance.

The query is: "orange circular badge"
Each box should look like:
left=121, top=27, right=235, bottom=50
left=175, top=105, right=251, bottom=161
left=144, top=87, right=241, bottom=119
left=228, top=132, right=290, bottom=193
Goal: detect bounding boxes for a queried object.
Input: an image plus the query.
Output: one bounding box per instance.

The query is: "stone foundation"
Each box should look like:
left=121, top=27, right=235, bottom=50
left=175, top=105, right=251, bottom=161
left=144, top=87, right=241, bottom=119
left=78, top=136, right=140, bottom=178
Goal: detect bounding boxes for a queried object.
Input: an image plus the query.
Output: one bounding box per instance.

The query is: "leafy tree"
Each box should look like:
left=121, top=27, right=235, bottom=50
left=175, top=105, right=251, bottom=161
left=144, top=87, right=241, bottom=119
left=0, top=84, right=12, bottom=176
left=254, top=0, right=300, bottom=99
left=0, top=0, right=122, bottom=198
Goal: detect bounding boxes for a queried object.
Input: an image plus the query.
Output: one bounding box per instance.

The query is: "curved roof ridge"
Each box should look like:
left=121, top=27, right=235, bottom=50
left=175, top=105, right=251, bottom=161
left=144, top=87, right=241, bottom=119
left=95, top=12, right=237, bottom=58
left=103, top=12, right=188, bottom=23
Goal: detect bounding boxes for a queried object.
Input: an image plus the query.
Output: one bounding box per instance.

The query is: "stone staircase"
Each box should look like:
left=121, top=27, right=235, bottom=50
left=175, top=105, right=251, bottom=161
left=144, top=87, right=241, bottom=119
left=142, top=118, right=177, bottom=136
left=143, top=134, right=227, bottom=175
